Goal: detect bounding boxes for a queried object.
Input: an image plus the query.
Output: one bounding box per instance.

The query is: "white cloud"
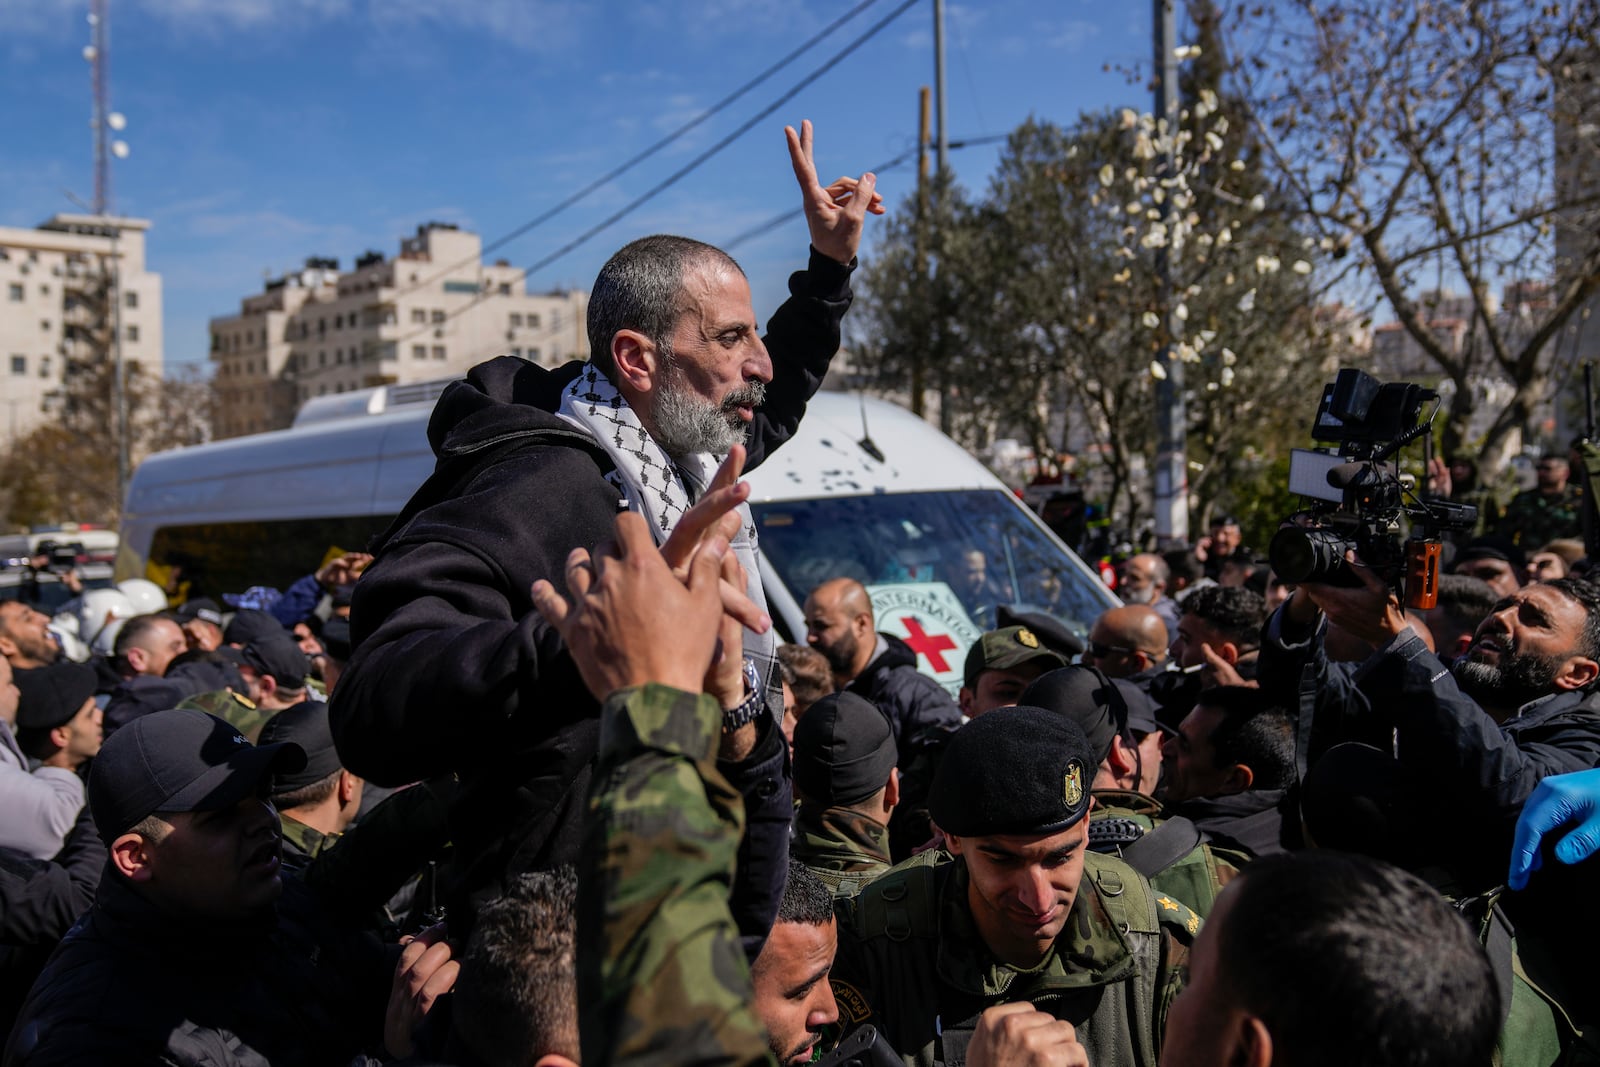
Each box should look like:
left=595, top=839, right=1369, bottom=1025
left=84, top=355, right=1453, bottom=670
left=1045, top=18, right=1100, bottom=50
left=370, top=0, right=583, bottom=53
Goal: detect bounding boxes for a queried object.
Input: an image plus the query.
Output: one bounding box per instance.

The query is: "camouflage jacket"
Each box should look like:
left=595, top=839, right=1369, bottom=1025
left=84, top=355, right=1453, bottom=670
left=831, top=849, right=1198, bottom=1067
left=174, top=688, right=272, bottom=742
left=279, top=814, right=338, bottom=873
left=1087, top=789, right=1244, bottom=917
left=792, top=804, right=893, bottom=899
left=579, top=683, right=775, bottom=1067
left=1496, top=486, right=1583, bottom=549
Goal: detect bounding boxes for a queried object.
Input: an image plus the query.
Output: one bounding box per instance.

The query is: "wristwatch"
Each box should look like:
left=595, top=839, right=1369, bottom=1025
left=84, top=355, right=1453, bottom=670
left=722, top=657, right=765, bottom=733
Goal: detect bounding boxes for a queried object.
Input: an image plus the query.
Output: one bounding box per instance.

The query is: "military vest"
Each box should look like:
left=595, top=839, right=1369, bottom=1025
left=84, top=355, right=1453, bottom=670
left=1088, top=790, right=1245, bottom=917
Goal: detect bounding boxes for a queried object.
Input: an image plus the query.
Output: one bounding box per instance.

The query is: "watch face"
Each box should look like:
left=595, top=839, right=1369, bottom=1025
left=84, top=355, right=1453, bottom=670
left=742, top=656, right=762, bottom=693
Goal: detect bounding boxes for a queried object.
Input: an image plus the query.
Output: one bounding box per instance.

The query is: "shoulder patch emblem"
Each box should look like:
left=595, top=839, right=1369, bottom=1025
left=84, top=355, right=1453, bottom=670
left=1157, top=896, right=1180, bottom=911
left=831, top=979, right=872, bottom=1025
left=1064, top=760, right=1085, bottom=808
left=1017, top=628, right=1039, bottom=649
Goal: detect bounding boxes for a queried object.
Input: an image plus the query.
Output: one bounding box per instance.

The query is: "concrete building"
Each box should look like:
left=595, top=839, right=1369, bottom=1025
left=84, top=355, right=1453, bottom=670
left=0, top=214, right=162, bottom=444
left=210, top=223, right=589, bottom=438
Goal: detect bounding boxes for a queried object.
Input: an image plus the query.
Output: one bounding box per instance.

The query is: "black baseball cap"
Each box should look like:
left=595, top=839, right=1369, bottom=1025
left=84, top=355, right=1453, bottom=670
left=238, top=632, right=310, bottom=688
left=174, top=598, right=224, bottom=627
left=223, top=609, right=284, bottom=648
left=318, top=617, right=352, bottom=661
left=88, top=708, right=306, bottom=842
left=15, top=662, right=99, bottom=732
left=791, top=692, right=897, bottom=806
left=257, top=701, right=341, bottom=797
left=929, top=705, right=1095, bottom=838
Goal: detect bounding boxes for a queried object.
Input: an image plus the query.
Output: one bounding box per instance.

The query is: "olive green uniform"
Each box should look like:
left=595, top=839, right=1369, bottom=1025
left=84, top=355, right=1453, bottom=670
left=830, top=849, right=1197, bottom=1067
left=792, top=804, right=893, bottom=899
left=174, top=688, right=272, bottom=742
left=1088, top=788, right=1244, bottom=917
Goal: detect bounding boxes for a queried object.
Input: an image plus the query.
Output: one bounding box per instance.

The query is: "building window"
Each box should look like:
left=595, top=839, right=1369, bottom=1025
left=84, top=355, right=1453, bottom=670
left=431, top=310, right=445, bottom=323
left=39, top=285, right=49, bottom=297
left=10, top=355, right=25, bottom=375
left=319, top=351, right=327, bottom=367
left=509, top=313, right=523, bottom=328
left=124, top=291, right=138, bottom=309
left=412, top=345, right=427, bottom=360
left=527, top=314, right=541, bottom=329
left=411, top=308, right=427, bottom=324
left=381, top=343, right=397, bottom=362
left=126, top=324, right=139, bottom=342
left=38, top=356, right=50, bottom=377
left=498, top=283, right=511, bottom=296
left=39, top=320, right=49, bottom=332
left=528, top=347, right=541, bottom=362
left=432, top=345, right=446, bottom=360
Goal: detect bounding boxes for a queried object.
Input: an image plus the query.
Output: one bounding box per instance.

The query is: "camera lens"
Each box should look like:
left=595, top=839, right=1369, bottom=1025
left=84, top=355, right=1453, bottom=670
left=1269, top=527, right=1355, bottom=584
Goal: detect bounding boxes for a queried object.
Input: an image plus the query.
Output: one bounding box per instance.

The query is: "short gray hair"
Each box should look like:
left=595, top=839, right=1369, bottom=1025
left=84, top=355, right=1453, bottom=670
left=586, top=235, right=743, bottom=379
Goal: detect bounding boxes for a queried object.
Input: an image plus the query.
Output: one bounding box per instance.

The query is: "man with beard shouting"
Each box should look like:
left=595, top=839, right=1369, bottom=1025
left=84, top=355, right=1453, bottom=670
left=1257, top=552, right=1600, bottom=893
left=332, top=120, right=881, bottom=939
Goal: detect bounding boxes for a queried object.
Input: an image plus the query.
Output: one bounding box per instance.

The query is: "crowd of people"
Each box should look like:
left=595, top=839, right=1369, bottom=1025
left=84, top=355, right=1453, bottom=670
left=1, top=119, right=1599, bottom=1067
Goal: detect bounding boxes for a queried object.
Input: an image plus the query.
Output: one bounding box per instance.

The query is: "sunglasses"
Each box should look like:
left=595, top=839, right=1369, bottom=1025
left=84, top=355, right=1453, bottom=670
left=1086, top=640, right=1149, bottom=658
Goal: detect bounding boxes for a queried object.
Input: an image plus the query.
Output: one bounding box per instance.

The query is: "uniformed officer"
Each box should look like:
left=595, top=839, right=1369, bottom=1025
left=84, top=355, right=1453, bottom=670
left=830, top=705, right=1198, bottom=1067
left=790, top=692, right=899, bottom=898
left=1020, top=666, right=1243, bottom=916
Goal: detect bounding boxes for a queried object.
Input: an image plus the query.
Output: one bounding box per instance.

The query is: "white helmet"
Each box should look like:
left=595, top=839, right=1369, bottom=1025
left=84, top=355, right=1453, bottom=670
left=77, top=588, right=138, bottom=656
left=117, top=578, right=168, bottom=615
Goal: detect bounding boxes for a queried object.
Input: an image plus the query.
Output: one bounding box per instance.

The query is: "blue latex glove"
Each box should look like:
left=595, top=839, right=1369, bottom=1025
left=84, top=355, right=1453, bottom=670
left=1508, top=769, right=1600, bottom=890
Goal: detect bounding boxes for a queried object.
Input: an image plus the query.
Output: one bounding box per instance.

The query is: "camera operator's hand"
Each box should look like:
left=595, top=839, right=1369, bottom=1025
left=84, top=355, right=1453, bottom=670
left=1299, top=550, right=1409, bottom=650
left=1425, top=456, right=1453, bottom=498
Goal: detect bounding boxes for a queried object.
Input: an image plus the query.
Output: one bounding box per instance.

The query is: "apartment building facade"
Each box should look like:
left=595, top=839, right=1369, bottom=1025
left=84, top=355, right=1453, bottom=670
left=0, top=214, right=163, bottom=444
left=210, top=223, right=588, bottom=438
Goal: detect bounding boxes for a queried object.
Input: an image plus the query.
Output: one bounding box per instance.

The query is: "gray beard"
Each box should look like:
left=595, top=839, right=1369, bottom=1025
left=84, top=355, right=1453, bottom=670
left=1121, top=586, right=1156, bottom=606
left=650, top=359, right=766, bottom=460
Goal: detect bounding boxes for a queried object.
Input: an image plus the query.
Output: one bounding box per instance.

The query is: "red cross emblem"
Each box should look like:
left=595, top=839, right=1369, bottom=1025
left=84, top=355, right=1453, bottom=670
left=901, top=617, right=959, bottom=673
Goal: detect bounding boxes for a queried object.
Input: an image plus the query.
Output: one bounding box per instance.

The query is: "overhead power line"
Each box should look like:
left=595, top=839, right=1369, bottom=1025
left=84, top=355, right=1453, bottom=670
left=384, top=0, right=924, bottom=354
left=382, top=0, right=895, bottom=306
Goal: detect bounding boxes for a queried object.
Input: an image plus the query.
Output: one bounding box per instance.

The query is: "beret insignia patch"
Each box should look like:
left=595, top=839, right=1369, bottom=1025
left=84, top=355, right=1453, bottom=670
left=1017, top=628, right=1039, bottom=649
left=1064, top=759, right=1085, bottom=808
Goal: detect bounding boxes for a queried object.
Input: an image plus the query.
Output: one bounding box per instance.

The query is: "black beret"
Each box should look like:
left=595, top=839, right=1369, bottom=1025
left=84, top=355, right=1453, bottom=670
left=15, top=662, right=99, bottom=732
left=792, top=692, right=897, bottom=806
left=258, top=701, right=342, bottom=797
left=1018, top=666, right=1127, bottom=766
left=930, top=705, right=1095, bottom=838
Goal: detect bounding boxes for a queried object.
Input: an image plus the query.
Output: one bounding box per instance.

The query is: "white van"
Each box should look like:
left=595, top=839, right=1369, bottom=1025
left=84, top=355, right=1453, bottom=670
left=119, top=380, right=1115, bottom=693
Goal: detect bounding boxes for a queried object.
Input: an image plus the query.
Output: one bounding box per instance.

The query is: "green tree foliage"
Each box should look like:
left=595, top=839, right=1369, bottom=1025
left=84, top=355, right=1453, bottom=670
left=853, top=93, right=1342, bottom=536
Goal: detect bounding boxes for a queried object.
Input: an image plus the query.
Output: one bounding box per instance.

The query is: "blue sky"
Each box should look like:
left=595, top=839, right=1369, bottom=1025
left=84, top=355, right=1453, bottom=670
left=2, top=0, right=1158, bottom=374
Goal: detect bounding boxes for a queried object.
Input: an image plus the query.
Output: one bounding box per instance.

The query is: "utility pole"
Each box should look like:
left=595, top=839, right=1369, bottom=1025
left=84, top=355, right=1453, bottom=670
left=912, top=86, right=931, bottom=419
left=1151, top=0, right=1190, bottom=543
left=85, top=0, right=131, bottom=515
left=933, top=0, right=948, bottom=173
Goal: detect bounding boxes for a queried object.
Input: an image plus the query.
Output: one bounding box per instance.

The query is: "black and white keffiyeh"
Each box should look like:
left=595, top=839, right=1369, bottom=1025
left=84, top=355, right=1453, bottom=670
left=556, top=363, right=780, bottom=715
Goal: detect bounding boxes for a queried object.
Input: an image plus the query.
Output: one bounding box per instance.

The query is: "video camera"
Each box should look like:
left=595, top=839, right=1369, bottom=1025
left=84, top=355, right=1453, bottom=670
left=1267, top=369, right=1477, bottom=610
left=32, top=540, right=83, bottom=576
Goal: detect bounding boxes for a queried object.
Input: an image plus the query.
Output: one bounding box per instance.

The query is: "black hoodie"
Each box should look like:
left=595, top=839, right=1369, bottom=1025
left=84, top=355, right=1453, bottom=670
left=329, top=249, right=853, bottom=938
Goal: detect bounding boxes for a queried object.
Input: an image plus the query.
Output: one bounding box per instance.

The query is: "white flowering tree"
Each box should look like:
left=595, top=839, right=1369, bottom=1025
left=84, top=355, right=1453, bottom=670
left=1223, top=0, right=1600, bottom=460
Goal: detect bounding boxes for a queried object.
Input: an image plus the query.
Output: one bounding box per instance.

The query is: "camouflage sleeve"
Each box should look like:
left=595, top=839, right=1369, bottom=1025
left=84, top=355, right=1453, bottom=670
left=1151, top=893, right=1200, bottom=1058
left=578, top=683, right=777, bottom=1067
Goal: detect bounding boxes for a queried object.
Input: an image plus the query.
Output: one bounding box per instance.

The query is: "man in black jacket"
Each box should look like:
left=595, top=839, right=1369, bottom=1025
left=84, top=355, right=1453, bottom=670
left=1161, top=685, right=1296, bottom=858
left=5, top=708, right=393, bottom=1066
left=1258, top=565, right=1600, bottom=891
left=331, top=120, right=880, bottom=942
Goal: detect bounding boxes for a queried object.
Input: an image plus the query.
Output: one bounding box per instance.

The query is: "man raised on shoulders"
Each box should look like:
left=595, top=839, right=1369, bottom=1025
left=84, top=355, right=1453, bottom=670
left=332, top=121, right=881, bottom=936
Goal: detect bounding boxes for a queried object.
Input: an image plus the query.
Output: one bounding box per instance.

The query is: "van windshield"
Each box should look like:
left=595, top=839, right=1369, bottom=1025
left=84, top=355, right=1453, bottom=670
left=752, top=489, right=1114, bottom=638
